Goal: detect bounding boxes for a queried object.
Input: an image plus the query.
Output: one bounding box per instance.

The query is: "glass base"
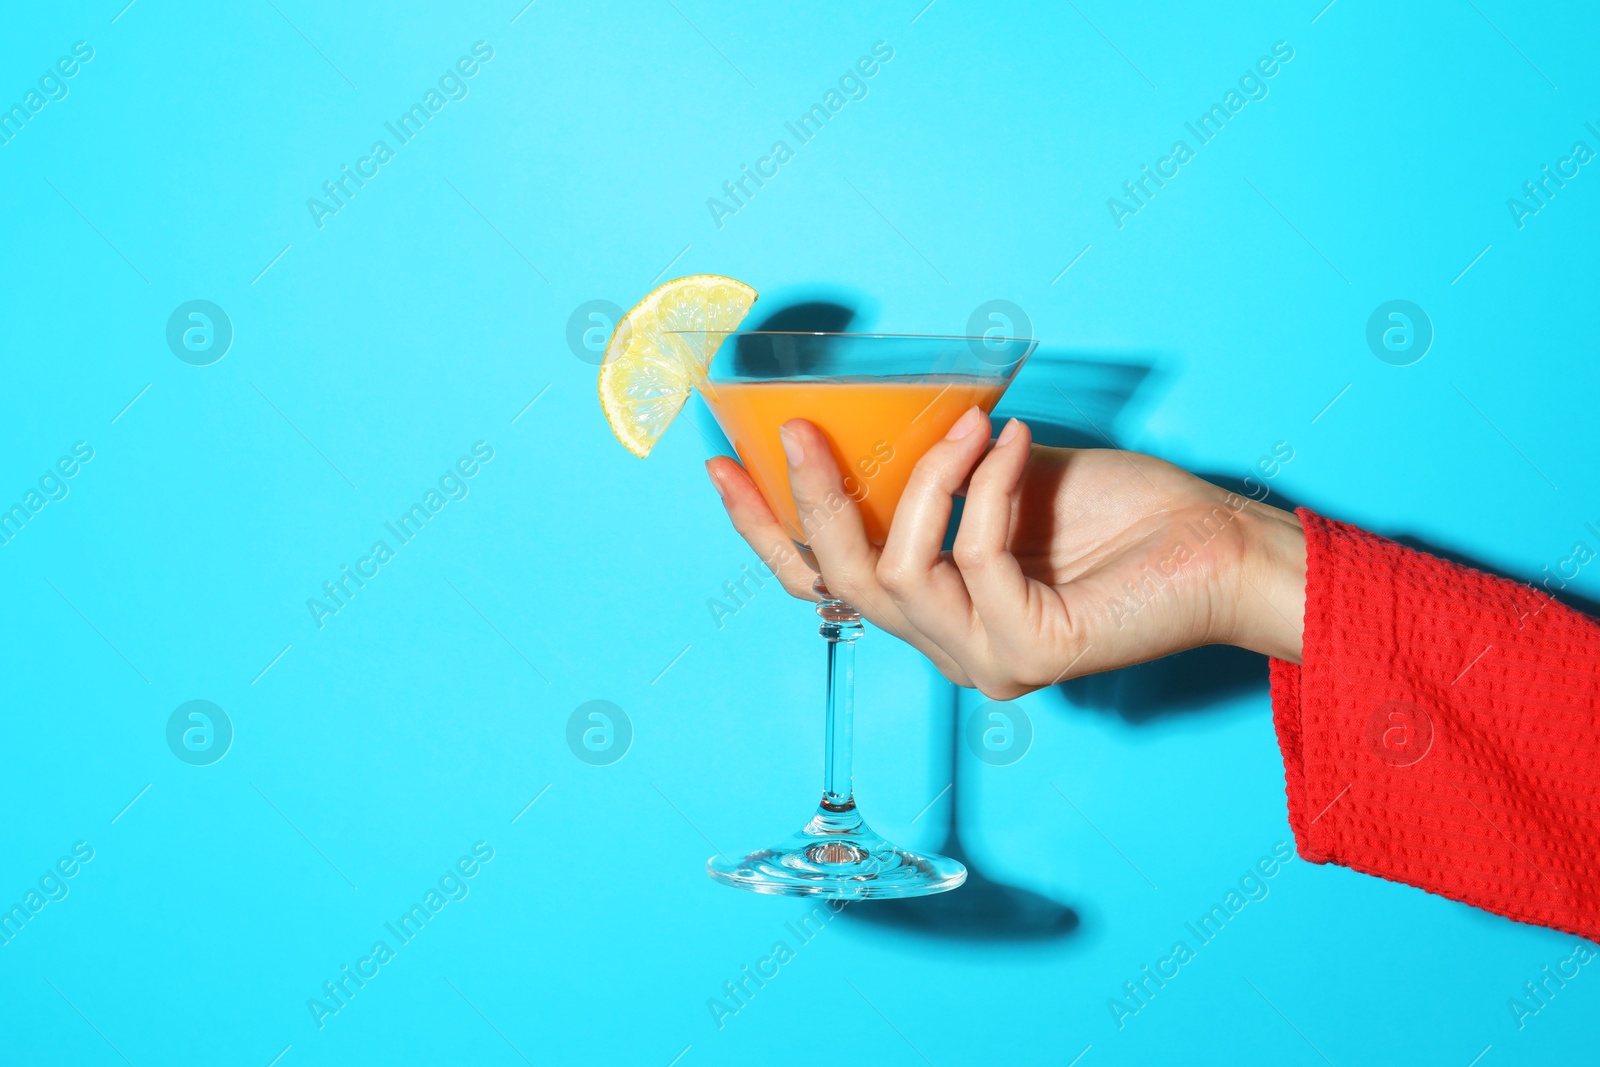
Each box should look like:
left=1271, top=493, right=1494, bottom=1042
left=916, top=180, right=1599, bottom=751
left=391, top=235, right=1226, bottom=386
left=707, top=802, right=967, bottom=899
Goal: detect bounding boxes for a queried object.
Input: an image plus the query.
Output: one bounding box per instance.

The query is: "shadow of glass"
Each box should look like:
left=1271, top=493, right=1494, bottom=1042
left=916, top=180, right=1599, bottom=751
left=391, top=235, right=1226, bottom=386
left=992, top=348, right=1159, bottom=449
left=843, top=685, right=1081, bottom=942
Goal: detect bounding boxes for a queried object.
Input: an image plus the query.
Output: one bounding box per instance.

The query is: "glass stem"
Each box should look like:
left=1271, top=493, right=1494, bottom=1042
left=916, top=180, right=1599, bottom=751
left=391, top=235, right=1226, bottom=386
left=815, top=576, right=863, bottom=812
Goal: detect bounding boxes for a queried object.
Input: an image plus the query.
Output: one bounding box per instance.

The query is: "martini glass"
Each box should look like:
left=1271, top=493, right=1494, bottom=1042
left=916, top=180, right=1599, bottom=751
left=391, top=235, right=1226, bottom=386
left=683, top=330, right=1036, bottom=898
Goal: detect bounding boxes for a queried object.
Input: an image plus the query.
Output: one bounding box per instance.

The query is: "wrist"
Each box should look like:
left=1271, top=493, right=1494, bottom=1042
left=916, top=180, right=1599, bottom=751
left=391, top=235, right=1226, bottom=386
left=1232, top=503, right=1307, bottom=663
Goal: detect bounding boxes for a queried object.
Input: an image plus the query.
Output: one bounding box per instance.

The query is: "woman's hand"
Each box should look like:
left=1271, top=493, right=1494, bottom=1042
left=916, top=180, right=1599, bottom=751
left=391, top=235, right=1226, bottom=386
left=705, top=408, right=1306, bottom=699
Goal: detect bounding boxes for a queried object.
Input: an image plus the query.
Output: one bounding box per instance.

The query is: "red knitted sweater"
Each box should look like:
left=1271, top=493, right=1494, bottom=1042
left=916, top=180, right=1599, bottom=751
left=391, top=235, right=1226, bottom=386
left=1272, top=510, right=1600, bottom=939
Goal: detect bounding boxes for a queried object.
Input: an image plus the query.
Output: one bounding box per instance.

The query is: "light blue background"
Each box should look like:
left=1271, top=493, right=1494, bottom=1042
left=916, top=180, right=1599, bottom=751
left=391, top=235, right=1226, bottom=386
left=3, top=0, right=1597, bottom=1063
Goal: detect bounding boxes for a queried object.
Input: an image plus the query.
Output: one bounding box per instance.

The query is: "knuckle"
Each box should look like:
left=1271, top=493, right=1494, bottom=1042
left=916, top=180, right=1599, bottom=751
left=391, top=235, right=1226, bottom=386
left=875, top=558, right=911, bottom=595
left=970, top=661, right=1026, bottom=701
left=973, top=677, right=1016, bottom=701
left=952, top=540, right=989, bottom=572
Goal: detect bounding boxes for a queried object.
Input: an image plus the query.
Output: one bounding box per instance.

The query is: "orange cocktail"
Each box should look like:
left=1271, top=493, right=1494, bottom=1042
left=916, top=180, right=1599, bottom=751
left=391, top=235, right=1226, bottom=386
left=700, top=376, right=1006, bottom=545
left=688, top=330, right=1033, bottom=900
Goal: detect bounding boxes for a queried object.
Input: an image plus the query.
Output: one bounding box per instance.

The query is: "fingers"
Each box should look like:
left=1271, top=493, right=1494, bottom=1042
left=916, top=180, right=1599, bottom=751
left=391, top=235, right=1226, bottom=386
left=882, top=406, right=989, bottom=573
left=780, top=419, right=974, bottom=685
left=953, top=418, right=1042, bottom=658
left=705, top=457, right=817, bottom=600
left=876, top=406, right=989, bottom=650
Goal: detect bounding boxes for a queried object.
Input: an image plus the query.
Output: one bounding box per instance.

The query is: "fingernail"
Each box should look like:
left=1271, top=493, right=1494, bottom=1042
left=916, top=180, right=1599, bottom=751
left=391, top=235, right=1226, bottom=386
left=779, top=424, right=804, bottom=467
left=996, top=418, right=1021, bottom=446
left=946, top=406, right=982, bottom=441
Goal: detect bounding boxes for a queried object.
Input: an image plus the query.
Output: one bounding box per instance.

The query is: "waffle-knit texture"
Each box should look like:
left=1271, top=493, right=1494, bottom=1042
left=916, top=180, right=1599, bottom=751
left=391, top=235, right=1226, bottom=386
left=1271, top=510, right=1600, bottom=938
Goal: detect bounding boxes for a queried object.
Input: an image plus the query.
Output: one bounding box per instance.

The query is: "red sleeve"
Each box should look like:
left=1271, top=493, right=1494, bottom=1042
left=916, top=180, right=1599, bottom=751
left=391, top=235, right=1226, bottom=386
left=1271, top=509, right=1600, bottom=939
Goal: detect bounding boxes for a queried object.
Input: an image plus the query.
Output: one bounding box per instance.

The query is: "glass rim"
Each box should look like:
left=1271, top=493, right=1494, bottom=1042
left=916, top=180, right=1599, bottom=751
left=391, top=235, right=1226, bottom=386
left=666, top=329, right=1039, bottom=344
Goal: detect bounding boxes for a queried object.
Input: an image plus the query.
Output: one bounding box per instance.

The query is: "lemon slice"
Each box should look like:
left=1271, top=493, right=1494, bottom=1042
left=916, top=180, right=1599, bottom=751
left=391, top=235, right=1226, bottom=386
left=598, top=274, right=757, bottom=457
